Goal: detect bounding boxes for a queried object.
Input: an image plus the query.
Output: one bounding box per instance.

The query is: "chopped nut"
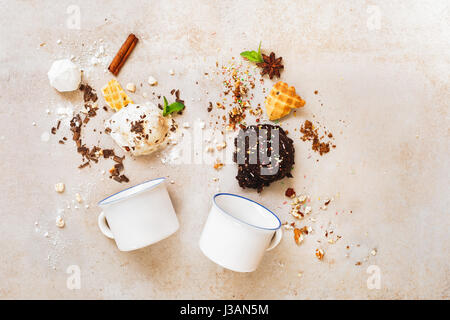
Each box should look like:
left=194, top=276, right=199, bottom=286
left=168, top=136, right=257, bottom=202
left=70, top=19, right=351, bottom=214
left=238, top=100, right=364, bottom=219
left=283, top=223, right=294, bottom=230
left=169, top=69, right=175, bottom=76
left=147, top=76, right=158, bottom=86
left=294, top=228, right=304, bottom=245
left=216, top=142, right=227, bottom=151
left=290, top=205, right=304, bottom=219
left=371, top=249, right=377, bottom=256
left=126, top=82, right=136, bottom=93
left=54, top=183, right=65, bottom=193
left=75, top=193, right=83, bottom=203
left=55, top=216, right=65, bottom=228
left=315, top=248, right=325, bottom=260
left=213, top=161, right=224, bottom=170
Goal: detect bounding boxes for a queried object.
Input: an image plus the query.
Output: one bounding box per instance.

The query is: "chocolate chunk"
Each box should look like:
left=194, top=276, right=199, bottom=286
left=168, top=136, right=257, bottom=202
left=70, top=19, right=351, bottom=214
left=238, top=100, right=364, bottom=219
left=285, top=188, right=296, bottom=198
left=78, top=162, right=89, bottom=169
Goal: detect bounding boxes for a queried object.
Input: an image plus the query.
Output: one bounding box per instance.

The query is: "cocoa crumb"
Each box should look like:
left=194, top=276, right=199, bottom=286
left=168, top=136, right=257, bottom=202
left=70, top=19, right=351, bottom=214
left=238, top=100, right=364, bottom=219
left=285, top=188, right=296, bottom=198
left=300, top=120, right=335, bottom=156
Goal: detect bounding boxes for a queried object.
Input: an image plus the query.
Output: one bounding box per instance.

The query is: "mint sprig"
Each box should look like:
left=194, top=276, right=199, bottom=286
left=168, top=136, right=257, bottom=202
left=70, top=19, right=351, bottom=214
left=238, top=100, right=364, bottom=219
left=240, top=42, right=263, bottom=63
left=162, top=96, right=185, bottom=116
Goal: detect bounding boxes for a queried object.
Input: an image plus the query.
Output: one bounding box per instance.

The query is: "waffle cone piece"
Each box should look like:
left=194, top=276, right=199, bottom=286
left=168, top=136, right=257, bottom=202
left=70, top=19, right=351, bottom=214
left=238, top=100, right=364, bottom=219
left=101, top=79, right=133, bottom=111
left=265, top=81, right=305, bottom=120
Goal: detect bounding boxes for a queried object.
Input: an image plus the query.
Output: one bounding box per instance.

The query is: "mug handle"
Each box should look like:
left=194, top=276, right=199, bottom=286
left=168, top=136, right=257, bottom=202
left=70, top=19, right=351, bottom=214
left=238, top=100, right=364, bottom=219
left=266, top=228, right=283, bottom=251
left=98, top=212, right=114, bottom=239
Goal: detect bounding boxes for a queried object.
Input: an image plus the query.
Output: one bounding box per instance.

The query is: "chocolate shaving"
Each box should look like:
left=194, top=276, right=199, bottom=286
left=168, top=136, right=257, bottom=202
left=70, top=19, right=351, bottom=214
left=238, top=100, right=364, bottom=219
left=130, top=120, right=144, bottom=134
left=113, top=155, right=124, bottom=163
left=79, top=84, right=98, bottom=103
left=103, top=149, right=114, bottom=159
left=59, top=83, right=130, bottom=183
left=78, top=162, right=90, bottom=169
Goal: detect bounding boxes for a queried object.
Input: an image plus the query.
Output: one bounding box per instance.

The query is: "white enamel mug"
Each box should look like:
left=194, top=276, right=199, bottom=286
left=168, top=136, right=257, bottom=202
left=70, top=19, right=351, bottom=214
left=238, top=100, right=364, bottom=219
left=199, top=193, right=282, bottom=272
left=97, top=178, right=179, bottom=251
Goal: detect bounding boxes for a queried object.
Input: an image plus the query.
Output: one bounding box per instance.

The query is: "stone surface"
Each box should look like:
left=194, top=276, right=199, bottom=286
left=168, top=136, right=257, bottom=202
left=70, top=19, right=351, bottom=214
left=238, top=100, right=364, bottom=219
left=0, top=0, right=448, bottom=299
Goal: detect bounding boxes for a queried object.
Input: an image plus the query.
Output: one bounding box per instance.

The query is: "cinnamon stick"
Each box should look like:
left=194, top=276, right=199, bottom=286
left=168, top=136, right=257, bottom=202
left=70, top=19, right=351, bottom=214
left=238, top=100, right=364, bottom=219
left=108, top=33, right=138, bottom=76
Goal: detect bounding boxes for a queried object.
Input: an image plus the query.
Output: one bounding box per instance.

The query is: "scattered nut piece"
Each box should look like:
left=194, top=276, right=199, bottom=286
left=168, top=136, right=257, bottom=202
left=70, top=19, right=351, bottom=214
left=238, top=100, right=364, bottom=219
left=182, top=122, right=190, bottom=128
left=371, top=249, right=377, bottom=256
left=75, top=193, right=83, bottom=203
left=283, top=223, right=294, bottom=230
left=55, top=216, right=65, bottom=228
left=290, top=205, right=304, bottom=219
left=54, top=183, right=65, bottom=193
left=126, top=83, right=136, bottom=93
left=214, top=161, right=224, bottom=170
left=147, top=76, right=158, bottom=86
left=169, top=69, right=175, bottom=76
left=294, top=228, right=304, bottom=245
left=315, top=248, right=325, bottom=260
left=216, top=142, right=227, bottom=151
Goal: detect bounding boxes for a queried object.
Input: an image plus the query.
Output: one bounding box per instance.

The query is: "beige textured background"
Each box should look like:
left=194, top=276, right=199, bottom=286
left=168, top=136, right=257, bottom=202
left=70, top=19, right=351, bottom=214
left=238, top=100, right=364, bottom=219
left=0, top=0, right=449, bottom=299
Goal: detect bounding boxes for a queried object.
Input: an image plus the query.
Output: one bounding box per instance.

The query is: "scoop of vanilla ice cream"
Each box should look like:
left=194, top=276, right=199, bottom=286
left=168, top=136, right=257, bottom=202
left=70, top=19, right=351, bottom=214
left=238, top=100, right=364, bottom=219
left=105, top=103, right=169, bottom=156
left=48, top=59, right=81, bottom=92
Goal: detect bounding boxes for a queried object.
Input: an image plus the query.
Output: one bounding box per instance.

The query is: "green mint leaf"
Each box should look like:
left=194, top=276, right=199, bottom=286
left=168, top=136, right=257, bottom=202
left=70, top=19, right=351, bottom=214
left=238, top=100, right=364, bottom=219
left=240, top=42, right=264, bottom=63
left=162, top=96, right=185, bottom=116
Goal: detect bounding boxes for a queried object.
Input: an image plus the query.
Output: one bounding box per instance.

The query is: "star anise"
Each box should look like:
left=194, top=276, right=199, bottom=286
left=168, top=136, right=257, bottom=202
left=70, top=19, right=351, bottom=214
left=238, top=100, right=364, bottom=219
left=257, top=52, right=284, bottom=79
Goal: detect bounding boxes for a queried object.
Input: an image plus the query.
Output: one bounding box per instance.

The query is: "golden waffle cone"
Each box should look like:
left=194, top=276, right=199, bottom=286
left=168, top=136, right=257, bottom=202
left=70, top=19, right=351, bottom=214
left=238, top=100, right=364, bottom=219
left=101, top=79, right=133, bottom=111
left=265, top=81, right=305, bottom=120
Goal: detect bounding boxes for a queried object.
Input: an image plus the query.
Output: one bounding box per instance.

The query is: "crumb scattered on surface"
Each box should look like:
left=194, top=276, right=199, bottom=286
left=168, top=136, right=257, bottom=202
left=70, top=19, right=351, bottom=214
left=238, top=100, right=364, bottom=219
left=54, top=183, right=65, bottom=193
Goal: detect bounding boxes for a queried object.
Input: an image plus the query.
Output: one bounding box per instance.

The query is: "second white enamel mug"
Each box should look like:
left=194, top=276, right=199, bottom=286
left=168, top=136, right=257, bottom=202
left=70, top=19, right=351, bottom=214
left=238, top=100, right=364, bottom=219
left=199, top=193, right=282, bottom=272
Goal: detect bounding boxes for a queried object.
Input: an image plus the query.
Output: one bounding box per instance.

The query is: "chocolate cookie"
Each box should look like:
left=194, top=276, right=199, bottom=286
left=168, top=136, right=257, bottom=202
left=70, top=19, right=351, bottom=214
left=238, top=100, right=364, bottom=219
left=233, top=124, right=295, bottom=192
